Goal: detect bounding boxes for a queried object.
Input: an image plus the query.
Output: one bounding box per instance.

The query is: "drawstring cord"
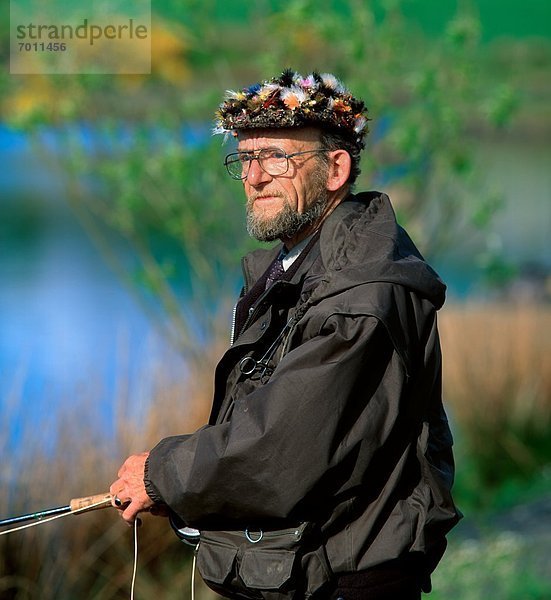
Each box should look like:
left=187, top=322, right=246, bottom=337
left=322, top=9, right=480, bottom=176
left=0, top=498, right=140, bottom=600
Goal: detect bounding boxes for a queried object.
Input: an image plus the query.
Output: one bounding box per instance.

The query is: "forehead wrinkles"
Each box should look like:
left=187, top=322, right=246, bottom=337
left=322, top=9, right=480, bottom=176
left=238, top=138, right=298, bottom=153
left=237, top=128, right=321, bottom=151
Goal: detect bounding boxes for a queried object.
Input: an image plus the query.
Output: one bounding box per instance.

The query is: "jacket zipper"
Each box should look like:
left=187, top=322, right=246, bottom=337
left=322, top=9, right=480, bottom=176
left=230, top=256, right=253, bottom=346
left=230, top=302, right=238, bottom=346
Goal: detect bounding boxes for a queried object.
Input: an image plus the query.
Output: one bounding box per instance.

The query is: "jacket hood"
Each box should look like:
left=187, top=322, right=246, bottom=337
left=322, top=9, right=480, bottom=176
left=242, top=191, right=446, bottom=310
left=312, top=191, right=446, bottom=309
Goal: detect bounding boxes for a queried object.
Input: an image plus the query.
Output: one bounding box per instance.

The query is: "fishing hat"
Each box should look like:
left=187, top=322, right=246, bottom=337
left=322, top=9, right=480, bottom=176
left=213, top=69, right=369, bottom=148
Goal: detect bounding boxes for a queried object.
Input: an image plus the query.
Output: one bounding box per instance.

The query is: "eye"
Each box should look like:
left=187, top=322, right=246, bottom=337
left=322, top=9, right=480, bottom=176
left=226, top=153, right=247, bottom=165
left=263, top=148, right=287, bottom=160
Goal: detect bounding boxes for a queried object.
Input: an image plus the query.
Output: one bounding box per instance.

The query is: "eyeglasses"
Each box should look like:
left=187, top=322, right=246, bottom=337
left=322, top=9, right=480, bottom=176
left=224, top=147, right=326, bottom=180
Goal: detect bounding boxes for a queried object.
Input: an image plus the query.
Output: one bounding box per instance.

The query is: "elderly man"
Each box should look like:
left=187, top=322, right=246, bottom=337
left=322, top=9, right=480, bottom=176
left=110, top=69, right=461, bottom=599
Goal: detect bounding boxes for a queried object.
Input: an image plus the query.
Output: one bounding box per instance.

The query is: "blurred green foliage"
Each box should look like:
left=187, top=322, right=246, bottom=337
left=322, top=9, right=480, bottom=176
left=431, top=532, right=551, bottom=600
left=61, top=123, right=249, bottom=353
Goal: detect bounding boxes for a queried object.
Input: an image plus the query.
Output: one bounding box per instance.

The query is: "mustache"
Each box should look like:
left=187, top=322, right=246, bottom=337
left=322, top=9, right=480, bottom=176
left=249, top=190, right=286, bottom=202
left=247, top=190, right=288, bottom=210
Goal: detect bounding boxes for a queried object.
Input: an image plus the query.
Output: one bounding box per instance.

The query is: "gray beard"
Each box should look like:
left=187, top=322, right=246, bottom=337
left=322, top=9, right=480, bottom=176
left=246, top=192, right=329, bottom=242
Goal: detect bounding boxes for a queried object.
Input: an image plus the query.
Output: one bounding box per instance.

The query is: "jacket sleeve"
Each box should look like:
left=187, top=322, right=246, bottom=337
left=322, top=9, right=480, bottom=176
left=145, top=313, right=410, bottom=525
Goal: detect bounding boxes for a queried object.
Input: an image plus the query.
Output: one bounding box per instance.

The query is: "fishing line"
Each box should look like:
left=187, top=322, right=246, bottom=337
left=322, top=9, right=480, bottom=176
left=191, top=551, right=197, bottom=600
left=131, top=517, right=139, bottom=600
left=0, top=497, right=140, bottom=600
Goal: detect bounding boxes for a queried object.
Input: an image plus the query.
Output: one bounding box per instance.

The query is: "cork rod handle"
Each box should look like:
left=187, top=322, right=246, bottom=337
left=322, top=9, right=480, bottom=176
left=69, top=493, right=113, bottom=514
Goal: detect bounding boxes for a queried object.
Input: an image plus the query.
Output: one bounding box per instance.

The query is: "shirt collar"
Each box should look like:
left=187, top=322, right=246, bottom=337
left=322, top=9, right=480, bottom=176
left=281, top=234, right=314, bottom=271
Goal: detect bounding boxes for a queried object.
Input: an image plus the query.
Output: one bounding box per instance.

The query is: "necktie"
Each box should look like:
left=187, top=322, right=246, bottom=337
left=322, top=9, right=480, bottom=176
left=265, top=256, right=285, bottom=290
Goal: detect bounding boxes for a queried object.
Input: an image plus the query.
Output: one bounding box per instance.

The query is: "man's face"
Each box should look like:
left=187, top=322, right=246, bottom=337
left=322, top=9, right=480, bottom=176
left=237, top=128, right=330, bottom=246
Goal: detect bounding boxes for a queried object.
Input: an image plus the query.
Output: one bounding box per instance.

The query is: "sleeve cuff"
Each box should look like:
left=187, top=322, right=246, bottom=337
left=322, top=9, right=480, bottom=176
left=144, top=454, right=165, bottom=504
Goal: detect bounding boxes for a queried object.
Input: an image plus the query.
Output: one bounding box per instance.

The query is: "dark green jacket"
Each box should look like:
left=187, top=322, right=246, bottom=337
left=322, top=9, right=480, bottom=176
left=145, top=191, right=460, bottom=582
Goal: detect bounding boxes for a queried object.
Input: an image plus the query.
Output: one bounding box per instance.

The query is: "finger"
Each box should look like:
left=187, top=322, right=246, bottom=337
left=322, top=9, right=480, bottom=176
left=117, top=458, right=132, bottom=478
left=121, top=500, right=143, bottom=525
left=109, top=483, right=125, bottom=508
left=109, top=488, right=119, bottom=508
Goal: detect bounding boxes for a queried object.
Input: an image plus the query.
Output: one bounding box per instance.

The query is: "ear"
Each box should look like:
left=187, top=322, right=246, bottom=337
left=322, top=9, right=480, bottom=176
left=326, top=150, right=351, bottom=192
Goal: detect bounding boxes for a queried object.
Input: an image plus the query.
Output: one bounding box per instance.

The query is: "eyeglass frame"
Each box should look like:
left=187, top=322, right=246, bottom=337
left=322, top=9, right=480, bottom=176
left=224, top=147, right=327, bottom=180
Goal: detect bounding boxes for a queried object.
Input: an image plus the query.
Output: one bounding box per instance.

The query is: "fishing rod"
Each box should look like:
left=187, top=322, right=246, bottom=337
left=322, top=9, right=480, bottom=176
left=0, top=493, right=198, bottom=599
left=0, top=492, right=117, bottom=529
left=0, top=492, right=142, bottom=599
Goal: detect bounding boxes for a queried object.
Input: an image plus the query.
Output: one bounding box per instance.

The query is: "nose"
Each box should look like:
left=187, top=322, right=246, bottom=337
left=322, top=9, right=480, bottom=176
left=246, top=157, right=272, bottom=186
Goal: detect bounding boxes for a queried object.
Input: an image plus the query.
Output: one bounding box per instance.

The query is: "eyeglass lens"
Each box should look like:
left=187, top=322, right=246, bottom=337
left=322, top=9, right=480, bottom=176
left=226, top=148, right=289, bottom=179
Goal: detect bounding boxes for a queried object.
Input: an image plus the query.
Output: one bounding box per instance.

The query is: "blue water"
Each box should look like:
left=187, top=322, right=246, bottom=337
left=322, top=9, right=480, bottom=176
left=0, top=124, right=202, bottom=455
left=0, top=209, right=163, bottom=447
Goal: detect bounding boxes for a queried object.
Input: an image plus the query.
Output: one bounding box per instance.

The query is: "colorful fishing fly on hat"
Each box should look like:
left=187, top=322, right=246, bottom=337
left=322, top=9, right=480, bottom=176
left=213, top=69, right=369, bottom=148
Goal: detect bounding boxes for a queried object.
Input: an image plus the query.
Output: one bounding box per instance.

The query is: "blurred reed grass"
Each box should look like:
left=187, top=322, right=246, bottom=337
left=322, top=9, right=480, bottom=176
left=439, top=303, right=551, bottom=509
left=1, top=303, right=550, bottom=598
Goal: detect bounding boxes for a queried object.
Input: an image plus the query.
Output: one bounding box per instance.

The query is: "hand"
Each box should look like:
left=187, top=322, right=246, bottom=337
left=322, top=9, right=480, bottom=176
left=110, top=452, right=155, bottom=525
